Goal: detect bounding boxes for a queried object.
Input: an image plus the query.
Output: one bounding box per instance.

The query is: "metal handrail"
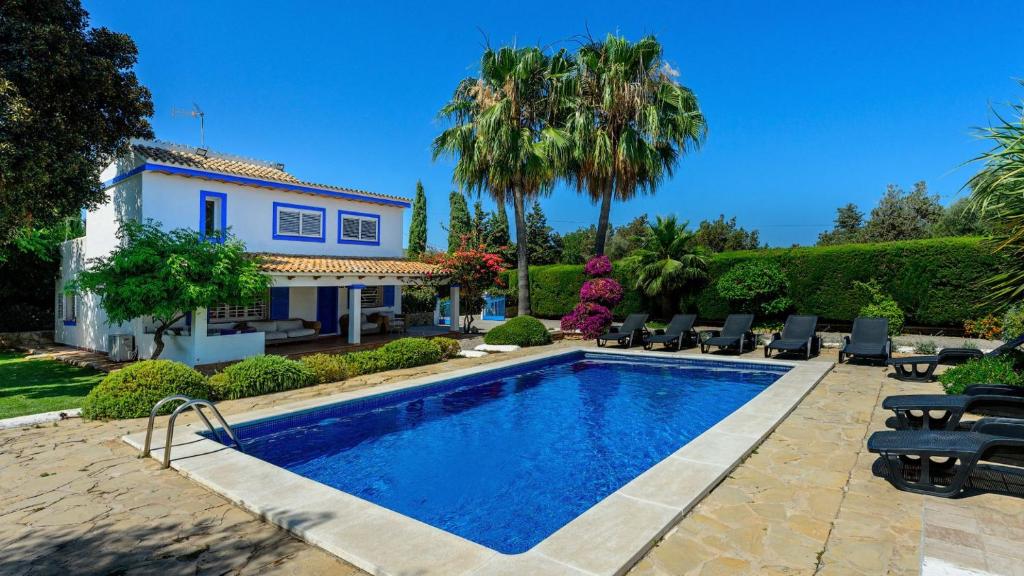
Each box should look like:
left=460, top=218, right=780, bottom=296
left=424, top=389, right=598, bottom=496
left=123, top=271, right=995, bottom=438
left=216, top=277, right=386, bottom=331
left=162, top=399, right=242, bottom=469
left=141, top=395, right=214, bottom=457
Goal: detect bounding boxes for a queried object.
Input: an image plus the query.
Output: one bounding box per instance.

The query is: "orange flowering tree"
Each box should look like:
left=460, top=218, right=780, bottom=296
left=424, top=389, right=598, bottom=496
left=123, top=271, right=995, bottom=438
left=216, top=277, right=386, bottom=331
left=425, top=239, right=507, bottom=332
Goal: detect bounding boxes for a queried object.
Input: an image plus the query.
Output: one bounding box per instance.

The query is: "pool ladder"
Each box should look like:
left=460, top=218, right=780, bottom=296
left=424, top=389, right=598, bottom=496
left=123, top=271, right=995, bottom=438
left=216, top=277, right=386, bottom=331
left=141, top=395, right=243, bottom=469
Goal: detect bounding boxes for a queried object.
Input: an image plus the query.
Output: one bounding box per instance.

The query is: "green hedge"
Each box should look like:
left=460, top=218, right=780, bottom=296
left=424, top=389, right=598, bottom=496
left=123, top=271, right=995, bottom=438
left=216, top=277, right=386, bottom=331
left=484, top=315, right=552, bottom=347
left=82, top=360, right=211, bottom=420
left=213, top=355, right=316, bottom=400
left=505, top=237, right=1000, bottom=326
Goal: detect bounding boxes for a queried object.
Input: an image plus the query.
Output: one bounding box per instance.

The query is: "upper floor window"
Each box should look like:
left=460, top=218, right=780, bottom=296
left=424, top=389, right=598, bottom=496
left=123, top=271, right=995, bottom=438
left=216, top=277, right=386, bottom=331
left=200, top=191, right=227, bottom=242
left=273, top=202, right=325, bottom=242
left=338, top=210, right=380, bottom=245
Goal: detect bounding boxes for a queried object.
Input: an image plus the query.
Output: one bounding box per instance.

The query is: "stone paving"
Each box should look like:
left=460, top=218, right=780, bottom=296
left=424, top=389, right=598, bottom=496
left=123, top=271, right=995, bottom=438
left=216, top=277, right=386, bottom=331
left=1, top=341, right=1022, bottom=575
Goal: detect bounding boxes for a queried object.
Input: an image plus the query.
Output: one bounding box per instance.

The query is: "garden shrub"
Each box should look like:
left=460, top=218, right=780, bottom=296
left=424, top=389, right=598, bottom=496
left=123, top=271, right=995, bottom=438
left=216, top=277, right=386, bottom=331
left=561, top=302, right=614, bottom=338
left=938, top=355, right=1022, bottom=395
left=1002, top=304, right=1024, bottom=340
left=510, top=237, right=999, bottom=327
left=963, top=314, right=1002, bottom=340
left=856, top=280, right=905, bottom=336
left=714, top=260, right=793, bottom=318
left=217, top=355, right=316, bottom=400
left=485, top=315, right=552, bottom=347
left=402, top=284, right=439, bottom=314
left=81, top=360, right=211, bottom=420
left=340, top=338, right=444, bottom=377
left=300, top=353, right=348, bottom=384
left=432, top=337, right=462, bottom=360
left=913, top=340, right=938, bottom=355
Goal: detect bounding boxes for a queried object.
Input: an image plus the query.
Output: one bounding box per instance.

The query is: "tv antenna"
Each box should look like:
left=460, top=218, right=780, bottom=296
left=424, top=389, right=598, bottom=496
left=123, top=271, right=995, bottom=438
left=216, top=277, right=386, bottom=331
left=172, top=103, right=206, bottom=146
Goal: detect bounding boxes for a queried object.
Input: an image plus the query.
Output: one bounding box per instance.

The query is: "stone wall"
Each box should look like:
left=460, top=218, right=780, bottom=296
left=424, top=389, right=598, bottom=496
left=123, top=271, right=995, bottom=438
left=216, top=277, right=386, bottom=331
left=0, top=330, right=54, bottom=350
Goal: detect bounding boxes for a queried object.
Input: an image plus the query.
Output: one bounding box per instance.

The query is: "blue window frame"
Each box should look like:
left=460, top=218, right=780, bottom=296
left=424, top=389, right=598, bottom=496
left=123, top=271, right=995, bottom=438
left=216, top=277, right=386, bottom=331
left=273, top=202, right=326, bottom=242
left=337, top=209, right=381, bottom=246
left=199, top=191, right=228, bottom=243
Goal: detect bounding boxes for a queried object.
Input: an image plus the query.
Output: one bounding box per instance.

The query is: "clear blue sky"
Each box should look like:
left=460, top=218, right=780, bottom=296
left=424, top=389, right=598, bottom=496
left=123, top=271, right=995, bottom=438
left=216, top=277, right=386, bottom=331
left=85, top=0, right=1024, bottom=248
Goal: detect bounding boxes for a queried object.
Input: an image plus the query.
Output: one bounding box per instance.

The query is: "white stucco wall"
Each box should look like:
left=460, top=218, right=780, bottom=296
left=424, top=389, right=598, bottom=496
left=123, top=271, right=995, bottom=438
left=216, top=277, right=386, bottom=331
left=288, top=287, right=317, bottom=322
left=139, top=172, right=406, bottom=257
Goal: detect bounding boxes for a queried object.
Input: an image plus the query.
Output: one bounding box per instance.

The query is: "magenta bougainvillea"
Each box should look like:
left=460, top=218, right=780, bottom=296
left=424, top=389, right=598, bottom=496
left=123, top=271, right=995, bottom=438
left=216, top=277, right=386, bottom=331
left=579, top=278, right=623, bottom=308
left=562, top=256, right=622, bottom=337
left=560, top=302, right=613, bottom=338
left=583, top=255, right=612, bottom=277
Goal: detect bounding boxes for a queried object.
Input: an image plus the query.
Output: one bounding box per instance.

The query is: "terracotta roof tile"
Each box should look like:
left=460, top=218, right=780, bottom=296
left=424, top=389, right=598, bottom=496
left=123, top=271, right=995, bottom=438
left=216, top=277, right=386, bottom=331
left=255, top=253, right=443, bottom=277
left=131, top=141, right=411, bottom=205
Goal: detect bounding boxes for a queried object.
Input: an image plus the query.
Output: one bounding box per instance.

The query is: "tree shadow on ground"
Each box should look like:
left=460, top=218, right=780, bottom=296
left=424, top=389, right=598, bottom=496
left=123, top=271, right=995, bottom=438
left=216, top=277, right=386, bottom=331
left=0, top=507, right=351, bottom=575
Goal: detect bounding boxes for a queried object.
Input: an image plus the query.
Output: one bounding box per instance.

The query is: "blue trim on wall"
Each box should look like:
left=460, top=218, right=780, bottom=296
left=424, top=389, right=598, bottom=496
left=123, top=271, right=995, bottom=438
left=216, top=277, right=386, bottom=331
left=349, top=283, right=367, bottom=289
left=270, top=287, right=290, bottom=320
left=383, top=285, right=395, bottom=307
left=139, top=163, right=411, bottom=207
left=63, top=320, right=76, bottom=326
left=272, top=201, right=326, bottom=243
left=337, top=209, right=382, bottom=246
left=99, top=164, right=146, bottom=190
left=199, top=190, right=228, bottom=243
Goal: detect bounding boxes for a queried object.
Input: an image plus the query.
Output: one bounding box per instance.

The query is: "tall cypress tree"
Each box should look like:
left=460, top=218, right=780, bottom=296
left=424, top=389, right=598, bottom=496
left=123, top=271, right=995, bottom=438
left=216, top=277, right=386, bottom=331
left=489, top=200, right=510, bottom=248
left=471, top=200, right=489, bottom=245
left=447, top=190, right=472, bottom=252
left=408, top=180, right=427, bottom=257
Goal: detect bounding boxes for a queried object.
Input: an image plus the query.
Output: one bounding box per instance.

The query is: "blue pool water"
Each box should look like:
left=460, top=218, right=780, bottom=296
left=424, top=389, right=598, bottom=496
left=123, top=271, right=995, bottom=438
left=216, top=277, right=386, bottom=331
left=216, top=352, right=788, bottom=554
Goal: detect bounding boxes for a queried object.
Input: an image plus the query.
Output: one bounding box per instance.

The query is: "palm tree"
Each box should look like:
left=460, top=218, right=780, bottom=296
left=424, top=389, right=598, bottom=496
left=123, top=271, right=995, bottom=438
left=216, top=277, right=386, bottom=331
left=967, top=89, right=1024, bottom=304
left=433, top=46, right=573, bottom=315
left=567, top=34, right=707, bottom=256
left=624, top=215, right=709, bottom=316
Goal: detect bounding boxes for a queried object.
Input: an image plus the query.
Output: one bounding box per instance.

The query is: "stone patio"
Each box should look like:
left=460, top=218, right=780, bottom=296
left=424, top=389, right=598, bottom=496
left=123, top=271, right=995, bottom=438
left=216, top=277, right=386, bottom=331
left=1, top=340, right=1022, bottom=575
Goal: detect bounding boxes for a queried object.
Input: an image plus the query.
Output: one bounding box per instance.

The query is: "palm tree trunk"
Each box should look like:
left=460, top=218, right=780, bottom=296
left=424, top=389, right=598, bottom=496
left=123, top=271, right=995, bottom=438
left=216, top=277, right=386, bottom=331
left=594, top=181, right=614, bottom=256
left=512, top=188, right=531, bottom=316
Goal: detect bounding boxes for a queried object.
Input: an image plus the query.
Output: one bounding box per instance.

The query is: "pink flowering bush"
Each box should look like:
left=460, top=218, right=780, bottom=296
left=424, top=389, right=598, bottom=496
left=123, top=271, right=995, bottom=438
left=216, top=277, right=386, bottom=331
left=562, top=256, right=620, bottom=337
left=560, top=303, right=613, bottom=338
left=580, top=278, right=623, bottom=308
left=583, top=255, right=612, bottom=277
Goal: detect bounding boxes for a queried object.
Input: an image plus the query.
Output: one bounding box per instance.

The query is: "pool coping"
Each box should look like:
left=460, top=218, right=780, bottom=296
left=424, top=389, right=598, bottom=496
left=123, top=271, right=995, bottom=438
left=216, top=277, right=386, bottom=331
left=123, top=347, right=833, bottom=576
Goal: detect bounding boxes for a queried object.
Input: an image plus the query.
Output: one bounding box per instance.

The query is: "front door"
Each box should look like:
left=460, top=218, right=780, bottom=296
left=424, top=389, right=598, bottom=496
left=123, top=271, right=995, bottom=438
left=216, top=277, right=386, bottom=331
left=317, top=286, right=339, bottom=335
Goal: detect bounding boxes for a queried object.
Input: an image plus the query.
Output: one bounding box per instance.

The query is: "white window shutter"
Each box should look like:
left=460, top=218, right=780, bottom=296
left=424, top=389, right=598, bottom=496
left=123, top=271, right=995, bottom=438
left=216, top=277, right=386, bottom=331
left=360, top=218, right=377, bottom=241
left=342, top=217, right=360, bottom=240
left=301, top=211, right=322, bottom=237
left=278, top=210, right=301, bottom=235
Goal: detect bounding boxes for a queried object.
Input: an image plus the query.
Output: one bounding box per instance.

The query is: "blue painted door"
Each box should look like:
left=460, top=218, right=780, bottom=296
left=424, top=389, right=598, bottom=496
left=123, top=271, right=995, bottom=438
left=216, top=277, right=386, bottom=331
left=317, top=287, right=339, bottom=334
left=483, top=294, right=506, bottom=320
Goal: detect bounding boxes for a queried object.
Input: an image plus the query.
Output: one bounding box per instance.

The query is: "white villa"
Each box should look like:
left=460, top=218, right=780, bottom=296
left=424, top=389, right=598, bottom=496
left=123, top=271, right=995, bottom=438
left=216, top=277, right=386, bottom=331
left=55, top=140, right=458, bottom=366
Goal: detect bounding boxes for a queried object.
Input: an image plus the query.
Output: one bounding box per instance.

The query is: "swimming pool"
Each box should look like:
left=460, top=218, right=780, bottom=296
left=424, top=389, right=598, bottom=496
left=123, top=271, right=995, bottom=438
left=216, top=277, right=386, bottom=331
left=206, top=350, right=790, bottom=554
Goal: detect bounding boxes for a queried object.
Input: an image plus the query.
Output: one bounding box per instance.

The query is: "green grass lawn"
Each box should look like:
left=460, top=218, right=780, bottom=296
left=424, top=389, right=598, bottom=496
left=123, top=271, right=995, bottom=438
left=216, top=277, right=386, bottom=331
left=0, top=351, right=106, bottom=419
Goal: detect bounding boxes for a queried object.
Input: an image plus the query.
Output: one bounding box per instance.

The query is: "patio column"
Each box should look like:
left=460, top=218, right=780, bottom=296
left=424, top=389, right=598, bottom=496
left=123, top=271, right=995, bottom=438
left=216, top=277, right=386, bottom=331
left=449, top=283, right=460, bottom=333
left=191, top=307, right=207, bottom=366
left=348, top=284, right=364, bottom=345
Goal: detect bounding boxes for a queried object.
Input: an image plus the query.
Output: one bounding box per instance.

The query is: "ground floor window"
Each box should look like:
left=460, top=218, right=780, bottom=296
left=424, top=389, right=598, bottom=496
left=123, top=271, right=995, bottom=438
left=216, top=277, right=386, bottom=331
left=59, top=292, right=76, bottom=324
left=209, top=299, right=267, bottom=323
left=361, top=286, right=383, bottom=308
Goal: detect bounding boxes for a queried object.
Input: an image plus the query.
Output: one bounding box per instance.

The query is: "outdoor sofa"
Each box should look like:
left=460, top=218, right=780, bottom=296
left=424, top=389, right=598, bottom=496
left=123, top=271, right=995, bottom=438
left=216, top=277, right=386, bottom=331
left=241, top=319, right=321, bottom=344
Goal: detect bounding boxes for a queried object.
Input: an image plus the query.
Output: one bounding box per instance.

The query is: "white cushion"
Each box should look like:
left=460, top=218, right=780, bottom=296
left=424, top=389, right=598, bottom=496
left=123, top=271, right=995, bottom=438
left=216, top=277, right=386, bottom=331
left=248, top=321, right=277, bottom=332
left=361, top=322, right=378, bottom=331
left=264, top=330, right=288, bottom=341
left=286, top=328, right=316, bottom=338
left=360, top=313, right=369, bottom=323
left=277, top=319, right=304, bottom=331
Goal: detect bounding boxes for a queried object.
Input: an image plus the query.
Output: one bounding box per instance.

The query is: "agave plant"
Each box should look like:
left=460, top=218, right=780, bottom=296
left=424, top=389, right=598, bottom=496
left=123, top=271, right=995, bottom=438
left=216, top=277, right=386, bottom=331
left=967, top=87, right=1024, bottom=305
left=623, top=215, right=708, bottom=315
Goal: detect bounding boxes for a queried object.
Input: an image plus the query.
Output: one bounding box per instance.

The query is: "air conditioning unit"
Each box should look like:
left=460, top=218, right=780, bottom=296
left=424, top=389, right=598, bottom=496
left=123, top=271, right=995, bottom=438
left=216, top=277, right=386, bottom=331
left=108, top=334, right=135, bottom=362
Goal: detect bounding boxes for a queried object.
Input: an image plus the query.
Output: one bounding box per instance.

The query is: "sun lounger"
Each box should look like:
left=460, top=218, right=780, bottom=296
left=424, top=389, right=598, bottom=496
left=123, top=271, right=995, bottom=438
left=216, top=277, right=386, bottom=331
left=764, top=314, right=819, bottom=359
left=883, top=385, right=1024, bottom=431
left=700, top=314, right=756, bottom=355
left=596, top=313, right=649, bottom=348
left=838, top=317, right=891, bottom=364
left=643, top=314, right=697, bottom=351
left=886, top=333, right=1024, bottom=382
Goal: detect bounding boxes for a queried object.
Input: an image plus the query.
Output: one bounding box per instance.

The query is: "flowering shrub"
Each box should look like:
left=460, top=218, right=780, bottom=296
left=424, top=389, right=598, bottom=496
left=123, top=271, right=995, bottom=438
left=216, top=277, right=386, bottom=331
left=424, top=240, right=507, bottom=332
left=963, top=314, right=1002, bottom=340
left=579, top=278, right=623, bottom=308
left=583, top=255, right=612, bottom=277
left=562, top=256, right=619, bottom=337
left=561, top=302, right=613, bottom=338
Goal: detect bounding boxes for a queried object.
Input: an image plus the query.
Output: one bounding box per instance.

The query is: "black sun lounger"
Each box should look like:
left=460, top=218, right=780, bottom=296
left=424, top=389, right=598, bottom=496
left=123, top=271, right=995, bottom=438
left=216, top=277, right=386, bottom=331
left=886, top=333, right=1024, bottom=382
left=838, top=317, right=891, bottom=364
left=764, top=314, right=820, bottom=359
left=883, top=385, right=1024, bottom=431
left=596, top=313, right=649, bottom=348
left=868, top=417, right=1024, bottom=497
left=643, top=314, right=697, bottom=351
left=700, top=314, right=756, bottom=355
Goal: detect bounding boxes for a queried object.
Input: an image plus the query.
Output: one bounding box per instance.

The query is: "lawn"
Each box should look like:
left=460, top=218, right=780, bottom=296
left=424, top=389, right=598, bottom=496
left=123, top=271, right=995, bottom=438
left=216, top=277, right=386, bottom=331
left=0, top=351, right=106, bottom=419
